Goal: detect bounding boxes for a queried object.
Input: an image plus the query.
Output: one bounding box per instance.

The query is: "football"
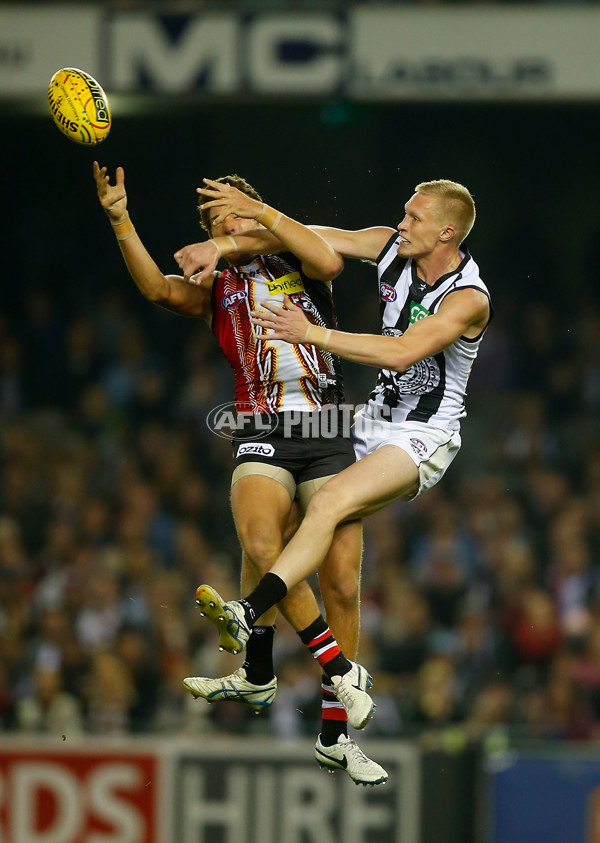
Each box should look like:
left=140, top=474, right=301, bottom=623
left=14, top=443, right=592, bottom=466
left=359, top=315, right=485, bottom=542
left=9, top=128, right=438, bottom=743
left=48, top=68, right=111, bottom=146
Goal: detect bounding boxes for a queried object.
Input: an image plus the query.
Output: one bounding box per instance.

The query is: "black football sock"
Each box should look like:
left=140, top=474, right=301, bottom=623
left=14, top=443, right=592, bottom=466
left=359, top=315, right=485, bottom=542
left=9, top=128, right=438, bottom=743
left=242, top=625, right=276, bottom=685
left=320, top=674, right=348, bottom=746
left=297, top=616, right=352, bottom=680
left=239, top=573, right=287, bottom=626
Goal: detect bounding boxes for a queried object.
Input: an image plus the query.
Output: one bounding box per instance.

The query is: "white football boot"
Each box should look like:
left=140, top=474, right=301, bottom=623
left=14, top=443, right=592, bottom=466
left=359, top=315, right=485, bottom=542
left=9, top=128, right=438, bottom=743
left=330, top=662, right=375, bottom=730
left=315, top=734, right=388, bottom=786
left=183, top=667, right=277, bottom=713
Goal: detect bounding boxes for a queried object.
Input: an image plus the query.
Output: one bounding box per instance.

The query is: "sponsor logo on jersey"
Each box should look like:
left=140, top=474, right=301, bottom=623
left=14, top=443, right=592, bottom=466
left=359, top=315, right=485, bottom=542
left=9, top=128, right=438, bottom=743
left=380, top=283, right=397, bottom=302
left=317, top=372, right=337, bottom=389
left=382, top=327, right=403, bottom=338
left=266, top=272, right=305, bottom=297
left=410, top=437, right=428, bottom=457
left=236, top=442, right=275, bottom=458
left=221, top=290, right=248, bottom=310
left=409, top=301, right=429, bottom=323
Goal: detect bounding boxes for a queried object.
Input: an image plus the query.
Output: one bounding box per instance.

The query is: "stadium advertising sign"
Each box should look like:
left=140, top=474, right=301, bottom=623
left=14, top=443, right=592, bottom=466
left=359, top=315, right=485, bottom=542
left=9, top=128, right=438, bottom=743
left=107, top=8, right=600, bottom=99
left=350, top=6, right=599, bottom=100
left=0, top=6, right=102, bottom=95
left=485, top=750, right=600, bottom=843
left=110, top=12, right=346, bottom=95
left=0, top=744, right=161, bottom=842
left=0, top=738, right=418, bottom=843
left=3, top=6, right=600, bottom=100
left=173, top=740, right=419, bottom=843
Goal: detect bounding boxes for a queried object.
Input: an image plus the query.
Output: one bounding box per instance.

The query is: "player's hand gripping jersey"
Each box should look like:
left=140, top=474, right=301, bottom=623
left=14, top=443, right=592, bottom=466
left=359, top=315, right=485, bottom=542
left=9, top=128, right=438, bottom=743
left=212, top=253, right=345, bottom=413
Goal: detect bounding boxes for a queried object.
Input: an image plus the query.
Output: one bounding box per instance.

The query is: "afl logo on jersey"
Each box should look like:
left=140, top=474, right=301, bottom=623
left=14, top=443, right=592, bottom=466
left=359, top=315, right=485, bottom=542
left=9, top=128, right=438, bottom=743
left=221, top=290, right=248, bottom=310
left=380, top=283, right=397, bottom=302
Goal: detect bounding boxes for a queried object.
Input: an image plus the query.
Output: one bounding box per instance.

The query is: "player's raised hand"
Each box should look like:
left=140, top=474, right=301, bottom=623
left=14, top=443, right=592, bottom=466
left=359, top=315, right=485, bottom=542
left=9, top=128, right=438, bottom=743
left=93, top=161, right=128, bottom=223
left=174, top=241, right=219, bottom=281
left=198, top=178, right=263, bottom=227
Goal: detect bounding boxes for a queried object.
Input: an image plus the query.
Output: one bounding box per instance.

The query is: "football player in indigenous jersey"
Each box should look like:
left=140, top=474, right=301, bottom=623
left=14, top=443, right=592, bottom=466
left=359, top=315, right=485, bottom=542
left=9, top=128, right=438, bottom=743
left=175, top=179, right=492, bottom=733
left=93, top=163, right=387, bottom=786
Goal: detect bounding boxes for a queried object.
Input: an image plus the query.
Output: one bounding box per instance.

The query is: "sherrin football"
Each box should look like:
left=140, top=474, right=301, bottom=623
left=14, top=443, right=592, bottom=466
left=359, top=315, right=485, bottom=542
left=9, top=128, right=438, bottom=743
left=48, top=68, right=111, bottom=146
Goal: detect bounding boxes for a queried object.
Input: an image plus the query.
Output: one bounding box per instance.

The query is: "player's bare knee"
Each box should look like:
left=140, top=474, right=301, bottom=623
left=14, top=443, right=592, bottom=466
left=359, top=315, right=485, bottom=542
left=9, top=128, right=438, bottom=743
left=305, top=483, right=349, bottom=526
left=239, top=528, right=283, bottom=573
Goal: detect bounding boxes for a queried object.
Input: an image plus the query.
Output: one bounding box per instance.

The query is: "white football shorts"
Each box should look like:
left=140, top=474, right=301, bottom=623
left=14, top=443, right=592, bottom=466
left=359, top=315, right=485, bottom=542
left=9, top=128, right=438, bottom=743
left=351, top=410, right=461, bottom=498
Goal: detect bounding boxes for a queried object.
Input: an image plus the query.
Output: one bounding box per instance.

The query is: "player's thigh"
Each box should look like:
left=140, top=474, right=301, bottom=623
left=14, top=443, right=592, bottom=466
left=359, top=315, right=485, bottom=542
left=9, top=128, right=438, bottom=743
left=307, top=445, right=419, bottom=523
left=230, top=466, right=295, bottom=562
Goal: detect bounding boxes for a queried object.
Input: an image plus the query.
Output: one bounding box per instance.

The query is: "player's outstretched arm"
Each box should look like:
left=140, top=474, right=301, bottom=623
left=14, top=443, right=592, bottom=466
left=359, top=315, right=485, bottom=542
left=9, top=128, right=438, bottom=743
left=175, top=223, right=396, bottom=279
left=252, top=289, right=489, bottom=371
left=308, top=225, right=396, bottom=263
left=93, top=162, right=212, bottom=320
left=174, top=230, right=280, bottom=279
left=197, top=178, right=344, bottom=282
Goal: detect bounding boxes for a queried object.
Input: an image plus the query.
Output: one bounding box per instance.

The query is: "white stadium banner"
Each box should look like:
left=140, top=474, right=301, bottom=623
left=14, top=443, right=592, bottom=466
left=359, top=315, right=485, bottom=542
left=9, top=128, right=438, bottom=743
left=245, top=13, right=346, bottom=94
left=350, top=6, right=600, bottom=101
left=173, top=738, right=420, bottom=843
left=109, top=10, right=347, bottom=96
left=111, top=12, right=241, bottom=94
left=2, top=3, right=600, bottom=101
left=0, top=5, right=102, bottom=96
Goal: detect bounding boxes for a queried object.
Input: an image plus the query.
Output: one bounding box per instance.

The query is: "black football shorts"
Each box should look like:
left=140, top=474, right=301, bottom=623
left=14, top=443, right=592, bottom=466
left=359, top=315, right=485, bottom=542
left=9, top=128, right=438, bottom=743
left=231, top=409, right=355, bottom=484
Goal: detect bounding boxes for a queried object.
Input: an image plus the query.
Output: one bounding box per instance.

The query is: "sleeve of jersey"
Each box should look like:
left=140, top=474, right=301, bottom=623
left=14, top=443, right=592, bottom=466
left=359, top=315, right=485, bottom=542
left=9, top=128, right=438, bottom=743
left=281, top=252, right=301, bottom=272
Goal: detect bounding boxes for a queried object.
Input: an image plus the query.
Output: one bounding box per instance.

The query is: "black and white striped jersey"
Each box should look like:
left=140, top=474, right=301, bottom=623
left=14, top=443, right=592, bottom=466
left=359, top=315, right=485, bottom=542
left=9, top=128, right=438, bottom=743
left=365, top=233, right=492, bottom=431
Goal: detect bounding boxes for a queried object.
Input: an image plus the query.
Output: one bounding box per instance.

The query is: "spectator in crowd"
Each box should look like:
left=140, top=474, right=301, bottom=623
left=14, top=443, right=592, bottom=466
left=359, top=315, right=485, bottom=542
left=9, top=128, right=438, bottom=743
left=16, top=665, right=84, bottom=736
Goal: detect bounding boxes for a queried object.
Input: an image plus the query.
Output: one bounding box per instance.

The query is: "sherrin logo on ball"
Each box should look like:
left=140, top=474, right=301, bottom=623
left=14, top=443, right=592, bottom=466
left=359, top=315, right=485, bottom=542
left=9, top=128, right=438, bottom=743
left=48, top=68, right=111, bottom=146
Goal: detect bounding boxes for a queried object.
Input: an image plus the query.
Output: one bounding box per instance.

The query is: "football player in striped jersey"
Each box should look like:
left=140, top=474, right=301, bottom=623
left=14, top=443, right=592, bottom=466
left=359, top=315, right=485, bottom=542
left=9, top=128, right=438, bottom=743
left=95, top=163, right=387, bottom=786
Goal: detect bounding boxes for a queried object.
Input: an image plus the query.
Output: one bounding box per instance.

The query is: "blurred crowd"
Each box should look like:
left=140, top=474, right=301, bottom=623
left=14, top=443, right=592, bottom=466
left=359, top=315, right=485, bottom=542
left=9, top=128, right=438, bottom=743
left=1, top=274, right=600, bottom=748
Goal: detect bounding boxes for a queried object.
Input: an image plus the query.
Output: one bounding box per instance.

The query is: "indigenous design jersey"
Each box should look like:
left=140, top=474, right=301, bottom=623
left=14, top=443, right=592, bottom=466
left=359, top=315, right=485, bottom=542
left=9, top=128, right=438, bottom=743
left=212, top=252, right=344, bottom=413
left=367, top=233, right=492, bottom=431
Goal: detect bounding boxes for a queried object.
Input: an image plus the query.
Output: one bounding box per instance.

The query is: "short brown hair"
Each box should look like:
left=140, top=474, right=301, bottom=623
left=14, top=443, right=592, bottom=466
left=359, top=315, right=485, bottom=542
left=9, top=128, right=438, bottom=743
left=198, top=174, right=263, bottom=233
left=415, top=179, right=476, bottom=244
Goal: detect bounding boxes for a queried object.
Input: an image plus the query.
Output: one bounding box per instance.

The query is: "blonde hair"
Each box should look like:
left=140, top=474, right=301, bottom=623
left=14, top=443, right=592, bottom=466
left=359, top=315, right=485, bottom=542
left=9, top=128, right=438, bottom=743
left=415, top=179, right=476, bottom=244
